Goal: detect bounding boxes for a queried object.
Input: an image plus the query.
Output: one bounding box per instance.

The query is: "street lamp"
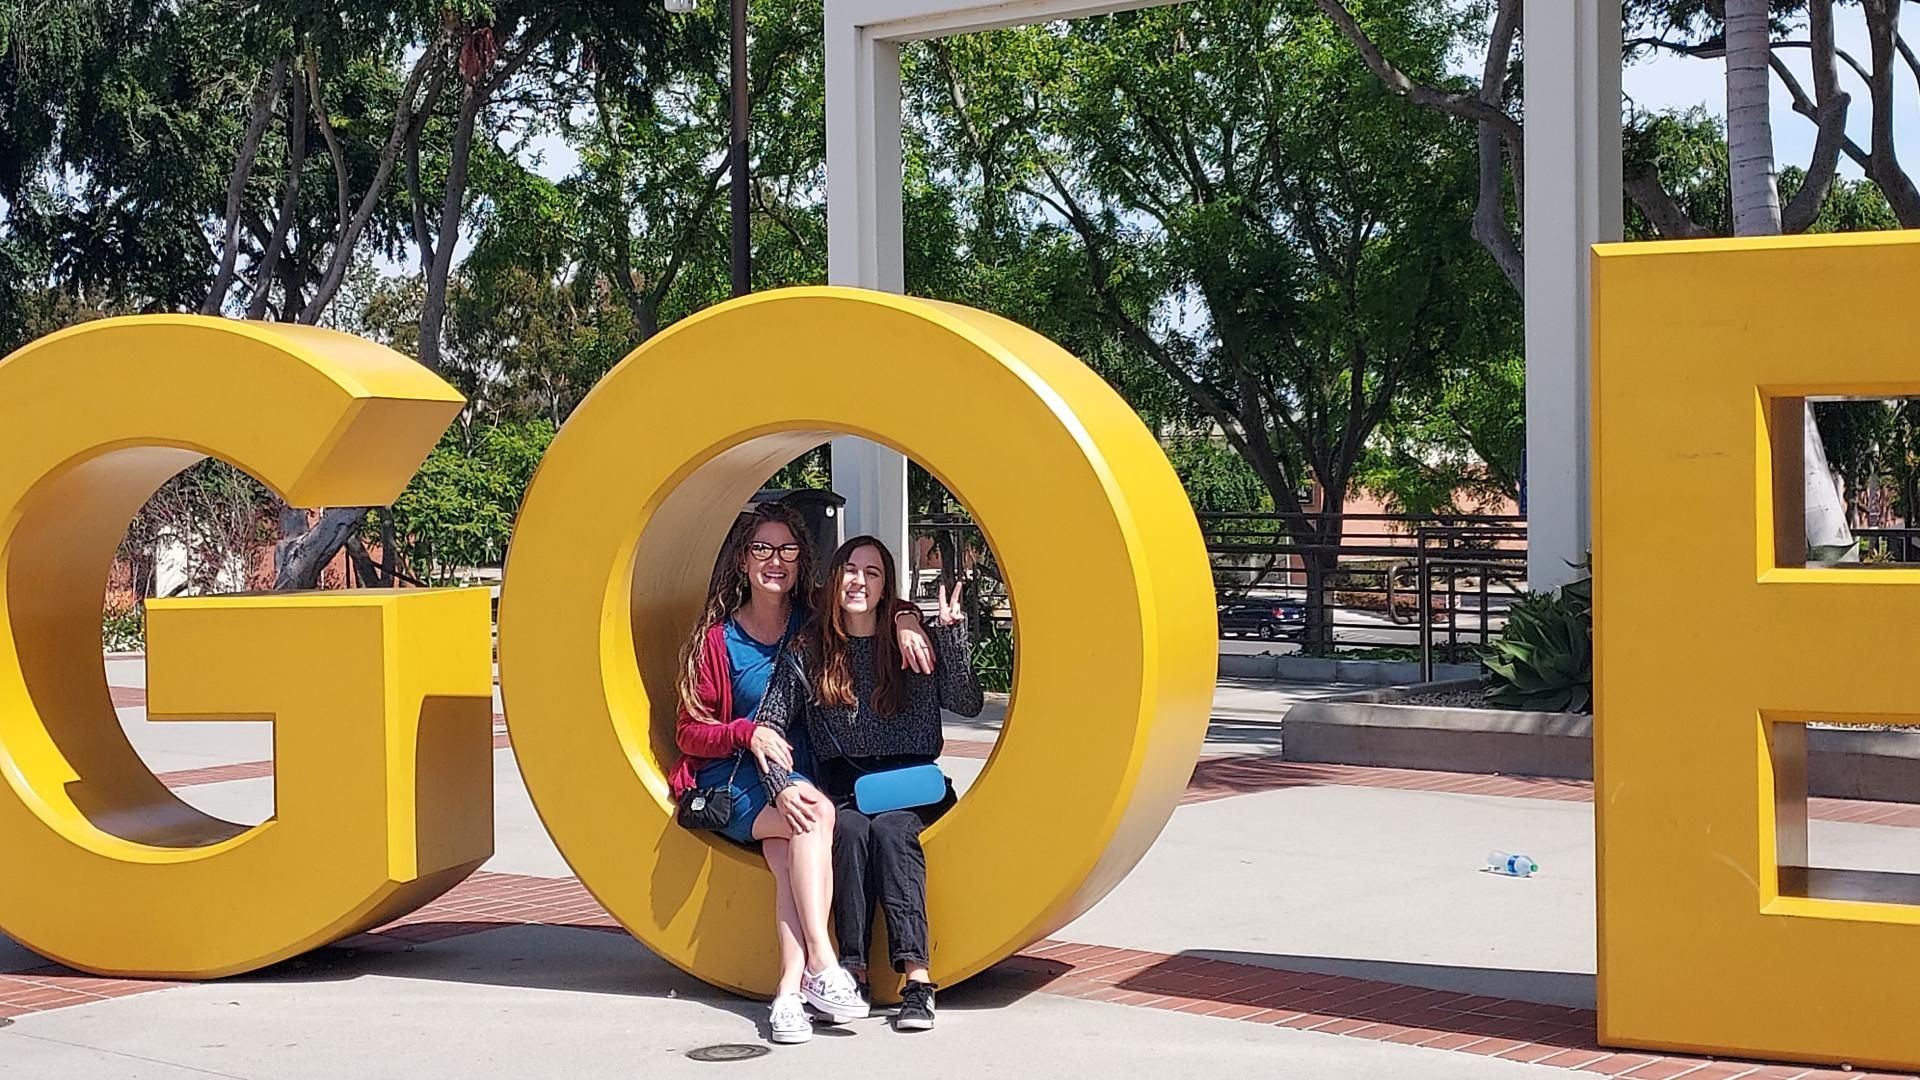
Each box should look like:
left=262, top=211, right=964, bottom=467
left=664, top=0, right=750, bottom=297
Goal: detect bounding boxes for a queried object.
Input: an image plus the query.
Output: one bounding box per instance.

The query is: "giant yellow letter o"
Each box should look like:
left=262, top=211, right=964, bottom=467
left=0, top=316, right=496, bottom=978
left=499, top=287, right=1216, bottom=997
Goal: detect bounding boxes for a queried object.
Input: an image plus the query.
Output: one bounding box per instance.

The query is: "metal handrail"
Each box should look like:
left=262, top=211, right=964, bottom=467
left=923, top=512, right=1528, bottom=671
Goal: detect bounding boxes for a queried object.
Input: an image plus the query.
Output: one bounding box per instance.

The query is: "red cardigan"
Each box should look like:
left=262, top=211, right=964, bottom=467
left=669, top=622, right=761, bottom=798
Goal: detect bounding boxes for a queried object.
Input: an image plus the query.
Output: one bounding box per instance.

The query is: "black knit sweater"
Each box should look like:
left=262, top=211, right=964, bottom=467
left=756, top=621, right=983, bottom=799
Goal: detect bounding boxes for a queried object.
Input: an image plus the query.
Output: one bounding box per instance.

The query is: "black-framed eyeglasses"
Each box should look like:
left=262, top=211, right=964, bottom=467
left=747, top=542, right=803, bottom=563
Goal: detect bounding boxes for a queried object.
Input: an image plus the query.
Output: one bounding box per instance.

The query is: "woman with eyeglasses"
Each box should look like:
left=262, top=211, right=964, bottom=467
left=669, top=502, right=935, bottom=1044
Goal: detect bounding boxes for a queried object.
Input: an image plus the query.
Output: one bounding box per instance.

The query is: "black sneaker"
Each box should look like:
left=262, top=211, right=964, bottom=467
left=895, top=981, right=936, bottom=1031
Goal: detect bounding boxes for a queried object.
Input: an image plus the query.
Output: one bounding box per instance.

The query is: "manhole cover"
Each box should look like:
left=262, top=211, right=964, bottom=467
left=686, top=1044, right=770, bottom=1063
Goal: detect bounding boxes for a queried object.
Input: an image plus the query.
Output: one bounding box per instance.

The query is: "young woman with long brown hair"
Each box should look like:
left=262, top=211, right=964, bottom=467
left=669, top=504, right=935, bottom=1044
left=755, top=535, right=983, bottom=1033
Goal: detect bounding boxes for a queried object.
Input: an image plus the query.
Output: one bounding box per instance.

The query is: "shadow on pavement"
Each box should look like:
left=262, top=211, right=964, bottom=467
left=0, top=933, right=47, bottom=975
left=211, top=920, right=1071, bottom=1019
left=1193, top=719, right=1286, bottom=752
left=1186, top=949, right=1595, bottom=1011
left=1097, top=948, right=1597, bottom=1049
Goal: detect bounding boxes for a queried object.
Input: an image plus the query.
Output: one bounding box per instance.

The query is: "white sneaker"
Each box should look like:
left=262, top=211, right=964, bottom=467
left=769, top=993, right=812, bottom=1044
left=801, top=965, right=870, bottom=1022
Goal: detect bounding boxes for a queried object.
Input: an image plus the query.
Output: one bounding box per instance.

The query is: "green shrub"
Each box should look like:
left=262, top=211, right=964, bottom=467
left=103, top=604, right=145, bottom=653
left=971, top=621, right=1015, bottom=693
left=1485, top=568, right=1592, bottom=714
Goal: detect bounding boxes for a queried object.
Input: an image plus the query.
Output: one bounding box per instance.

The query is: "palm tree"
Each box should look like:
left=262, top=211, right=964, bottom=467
left=1724, top=0, right=1854, bottom=558
left=1725, top=0, right=1782, bottom=234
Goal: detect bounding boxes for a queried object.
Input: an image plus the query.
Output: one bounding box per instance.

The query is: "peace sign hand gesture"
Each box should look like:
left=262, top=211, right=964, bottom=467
left=937, top=578, right=967, bottom=627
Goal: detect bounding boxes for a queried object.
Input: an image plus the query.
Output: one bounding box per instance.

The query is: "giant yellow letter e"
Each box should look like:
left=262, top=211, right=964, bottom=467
left=1595, top=232, right=1920, bottom=1072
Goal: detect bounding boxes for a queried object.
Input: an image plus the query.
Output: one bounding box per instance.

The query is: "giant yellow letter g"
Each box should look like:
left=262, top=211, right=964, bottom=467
left=0, top=317, right=496, bottom=978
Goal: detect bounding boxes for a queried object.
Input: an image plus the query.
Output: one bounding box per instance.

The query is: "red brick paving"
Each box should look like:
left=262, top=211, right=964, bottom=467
left=151, top=759, right=277, bottom=787
left=61, top=683, right=1920, bottom=1073
left=999, top=936, right=1901, bottom=1079
left=111, top=680, right=1920, bottom=829
left=135, top=710, right=1920, bottom=834
left=1177, top=753, right=1920, bottom=828
left=0, top=869, right=1907, bottom=1078
left=0, top=968, right=178, bottom=1020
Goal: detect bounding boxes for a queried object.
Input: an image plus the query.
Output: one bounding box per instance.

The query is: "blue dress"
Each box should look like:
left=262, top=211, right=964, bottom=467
left=696, top=607, right=811, bottom=844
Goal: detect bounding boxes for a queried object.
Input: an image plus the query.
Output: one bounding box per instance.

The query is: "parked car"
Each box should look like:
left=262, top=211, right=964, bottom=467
left=1218, top=598, right=1305, bottom=640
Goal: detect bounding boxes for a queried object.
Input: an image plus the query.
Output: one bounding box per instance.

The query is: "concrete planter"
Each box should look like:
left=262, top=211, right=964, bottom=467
left=1283, top=681, right=1920, bottom=803
left=1283, top=680, right=1592, bottom=780
left=1219, top=653, right=1480, bottom=686
left=1806, top=727, right=1920, bottom=804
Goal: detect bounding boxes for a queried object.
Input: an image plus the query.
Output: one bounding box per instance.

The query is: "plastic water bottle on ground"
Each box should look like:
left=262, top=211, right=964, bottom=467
left=1487, top=851, right=1538, bottom=878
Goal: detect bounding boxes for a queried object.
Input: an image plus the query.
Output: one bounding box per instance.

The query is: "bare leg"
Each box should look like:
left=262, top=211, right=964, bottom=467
left=761, top=837, right=805, bottom=996
left=753, top=790, right=839, bottom=974
left=788, top=816, right=838, bottom=972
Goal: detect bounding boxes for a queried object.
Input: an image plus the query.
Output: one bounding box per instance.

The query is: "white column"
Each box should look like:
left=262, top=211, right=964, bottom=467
left=826, top=13, right=911, bottom=567
left=1523, top=0, right=1621, bottom=589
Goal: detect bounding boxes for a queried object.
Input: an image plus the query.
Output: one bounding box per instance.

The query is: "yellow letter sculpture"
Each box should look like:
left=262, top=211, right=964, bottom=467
left=500, top=287, right=1217, bottom=998
left=0, top=316, right=495, bottom=978
left=1594, top=232, right=1920, bottom=1072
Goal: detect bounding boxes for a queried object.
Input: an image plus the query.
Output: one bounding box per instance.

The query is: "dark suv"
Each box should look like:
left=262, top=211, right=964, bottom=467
left=1218, top=599, right=1306, bottom=640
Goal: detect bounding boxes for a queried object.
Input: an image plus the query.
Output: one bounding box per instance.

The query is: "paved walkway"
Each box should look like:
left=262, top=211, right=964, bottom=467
left=3, top=665, right=1915, bottom=1079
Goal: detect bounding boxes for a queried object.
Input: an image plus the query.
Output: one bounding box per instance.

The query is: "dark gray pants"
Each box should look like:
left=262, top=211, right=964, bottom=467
left=831, top=793, right=952, bottom=973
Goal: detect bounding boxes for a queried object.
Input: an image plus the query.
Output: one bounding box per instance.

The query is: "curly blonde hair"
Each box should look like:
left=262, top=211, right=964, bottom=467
left=674, top=502, right=817, bottom=723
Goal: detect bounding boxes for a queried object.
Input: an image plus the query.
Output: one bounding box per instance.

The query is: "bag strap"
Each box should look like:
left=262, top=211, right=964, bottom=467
left=724, top=614, right=800, bottom=786
left=815, top=700, right=870, bottom=777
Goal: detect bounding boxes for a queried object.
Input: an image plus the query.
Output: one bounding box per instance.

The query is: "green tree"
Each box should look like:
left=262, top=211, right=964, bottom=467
left=917, top=2, right=1518, bottom=651
left=387, top=420, right=556, bottom=584
left=1360, top=352, right=1523, bottom=515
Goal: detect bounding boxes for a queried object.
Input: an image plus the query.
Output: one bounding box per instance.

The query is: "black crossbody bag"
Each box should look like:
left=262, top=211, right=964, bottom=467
left=676, top=621, right=795, bottom=831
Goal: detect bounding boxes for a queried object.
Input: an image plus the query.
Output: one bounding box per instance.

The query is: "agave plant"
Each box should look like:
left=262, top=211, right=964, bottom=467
left=1485, top=575, right=1592, bottom=714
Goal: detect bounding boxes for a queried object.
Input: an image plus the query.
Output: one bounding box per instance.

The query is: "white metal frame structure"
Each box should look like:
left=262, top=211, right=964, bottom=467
left=825, top=0, right=1620, bottom=589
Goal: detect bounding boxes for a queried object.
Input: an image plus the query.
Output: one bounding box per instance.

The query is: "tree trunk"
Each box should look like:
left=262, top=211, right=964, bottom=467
left=274, top=506, right=370, bottom=590
left=203, top=57, right=290, bottom=315
left=417, top=85, right=483, bottom=373
left=1297, top=507, right=1344, bottom=653
left=1901, top=474, right=1919, bottom=552
left=1860, top=0, right=1920, bottom=224
left=344, top=533, right=383, bottom=590
left=248, top=66, right=308, bottom=320
left=1725, top=3, right=1851, bottom=557
left=302, top=43, right=447, bottom=324
left=379, top=509, right=398, bottom=588
left=130, top=549, right=157, bottom=604
left=1803, top=404, right=1857, bottom=557
left=415, top=18, right=556, bottom=371
left=1725, top=0, right=1783, bottom=236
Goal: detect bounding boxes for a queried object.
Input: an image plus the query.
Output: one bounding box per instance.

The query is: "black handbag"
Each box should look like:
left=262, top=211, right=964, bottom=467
left=676, top=753, right=743, bottom=831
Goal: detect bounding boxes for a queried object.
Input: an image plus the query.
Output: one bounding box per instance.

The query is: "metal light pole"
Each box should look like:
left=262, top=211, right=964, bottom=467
left=727, top=0, right=749, bottom=297
left=666, top=0, right=750, bottom=297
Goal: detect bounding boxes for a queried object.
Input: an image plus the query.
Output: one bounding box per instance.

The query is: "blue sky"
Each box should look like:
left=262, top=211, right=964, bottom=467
left=518, top=13, right=1917, bottom=195
left=1622, top=6, right=1920, bottom=182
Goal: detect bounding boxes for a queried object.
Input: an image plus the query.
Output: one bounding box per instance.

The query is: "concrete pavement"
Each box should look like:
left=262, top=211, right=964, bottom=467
left=5, top=664, right=1914, bottom=1078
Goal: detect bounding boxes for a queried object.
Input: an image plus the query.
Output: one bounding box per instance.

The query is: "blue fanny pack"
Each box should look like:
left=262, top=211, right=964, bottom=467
left=852, top=762, right=948, bottom=815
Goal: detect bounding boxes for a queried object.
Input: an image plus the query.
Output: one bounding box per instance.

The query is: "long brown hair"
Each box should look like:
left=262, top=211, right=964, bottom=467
left=809, top=535, right=907, bottom=719
left=675, top=502, right=817, bottom=723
